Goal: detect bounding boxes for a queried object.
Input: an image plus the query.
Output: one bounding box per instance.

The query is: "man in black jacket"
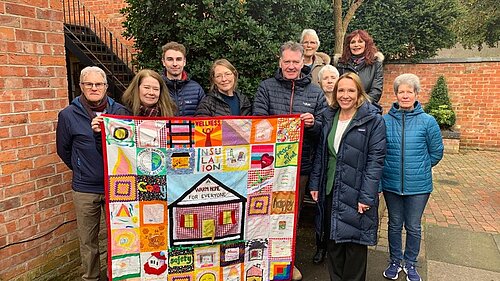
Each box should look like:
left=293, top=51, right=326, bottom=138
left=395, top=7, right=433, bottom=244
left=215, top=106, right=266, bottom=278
left=161, top=41, right=205, bottom=116
left=253, top=41, right=327, bottom=281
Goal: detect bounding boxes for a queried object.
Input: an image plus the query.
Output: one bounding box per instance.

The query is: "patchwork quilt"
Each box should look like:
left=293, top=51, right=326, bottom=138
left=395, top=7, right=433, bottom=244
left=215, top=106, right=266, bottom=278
left=102, top=115, right=303, bottom=281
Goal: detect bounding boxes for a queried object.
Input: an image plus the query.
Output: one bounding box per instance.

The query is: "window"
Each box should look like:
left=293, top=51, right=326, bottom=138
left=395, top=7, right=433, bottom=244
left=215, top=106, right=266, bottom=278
left=180, top=213, right=198, bottom=228
left=219, top=210, right=236, bottom=225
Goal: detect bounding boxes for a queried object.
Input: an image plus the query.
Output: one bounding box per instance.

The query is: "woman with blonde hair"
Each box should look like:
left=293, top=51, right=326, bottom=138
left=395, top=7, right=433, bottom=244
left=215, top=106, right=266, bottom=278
left=309, top=72, right=386, bottom=281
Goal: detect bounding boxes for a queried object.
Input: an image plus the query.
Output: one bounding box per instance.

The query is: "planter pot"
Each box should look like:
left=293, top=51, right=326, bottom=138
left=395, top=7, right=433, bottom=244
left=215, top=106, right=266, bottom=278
left=441, top=129, right=460, bottom=154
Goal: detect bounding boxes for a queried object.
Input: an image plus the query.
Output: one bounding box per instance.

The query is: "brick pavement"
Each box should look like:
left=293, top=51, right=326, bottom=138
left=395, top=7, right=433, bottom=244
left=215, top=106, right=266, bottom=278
left=425, top=150, right=500, bottom=234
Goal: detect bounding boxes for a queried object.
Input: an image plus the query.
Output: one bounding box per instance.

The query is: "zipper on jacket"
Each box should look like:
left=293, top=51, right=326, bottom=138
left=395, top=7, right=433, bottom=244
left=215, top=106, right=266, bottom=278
left=401, top=112, right=406, bottom=195
left=289, top=80, right=295, bottom=114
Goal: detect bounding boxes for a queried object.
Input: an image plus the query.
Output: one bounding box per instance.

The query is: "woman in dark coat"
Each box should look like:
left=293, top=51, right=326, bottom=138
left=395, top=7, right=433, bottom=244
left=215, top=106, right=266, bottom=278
left=309, top=72, right=386, bottom=281
left=195, top=59, right=251, bottom=116
left=334, top=29, right=384, bottom=103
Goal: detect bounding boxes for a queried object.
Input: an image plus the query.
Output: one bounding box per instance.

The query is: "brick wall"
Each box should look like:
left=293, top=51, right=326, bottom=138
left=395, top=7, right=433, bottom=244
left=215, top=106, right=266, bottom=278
left=380, top=61, right=500, bottom=150
left=0, top=1, right=80, bottom=280
left=79, top=0, right=134, bottom=50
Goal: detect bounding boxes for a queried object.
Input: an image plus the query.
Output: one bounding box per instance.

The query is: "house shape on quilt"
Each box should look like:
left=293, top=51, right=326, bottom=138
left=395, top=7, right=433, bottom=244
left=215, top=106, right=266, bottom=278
left=168, top=174, right=246, bottom=246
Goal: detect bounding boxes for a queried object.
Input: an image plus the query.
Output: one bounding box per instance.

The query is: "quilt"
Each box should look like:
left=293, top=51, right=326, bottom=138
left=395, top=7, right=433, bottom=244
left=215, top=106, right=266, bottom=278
left=102, top=114, right=304, bottom=281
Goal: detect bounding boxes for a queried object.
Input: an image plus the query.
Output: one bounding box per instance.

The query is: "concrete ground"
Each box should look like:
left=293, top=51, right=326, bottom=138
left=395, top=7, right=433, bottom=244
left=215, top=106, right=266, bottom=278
left=294, top=150, right=500, bottom=281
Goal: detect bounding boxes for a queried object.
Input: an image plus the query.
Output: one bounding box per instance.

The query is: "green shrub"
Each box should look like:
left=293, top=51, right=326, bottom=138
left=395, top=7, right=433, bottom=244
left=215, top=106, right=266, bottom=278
left=424, top=75, right=456, bottom=129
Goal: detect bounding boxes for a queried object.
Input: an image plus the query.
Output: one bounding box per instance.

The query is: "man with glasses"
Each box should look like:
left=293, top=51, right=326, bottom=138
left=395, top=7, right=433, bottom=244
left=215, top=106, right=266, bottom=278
left=56, top=66, right=130, bottom=281
left=161, top=41, right=205, bottom=116
left=253, top=41, right=326, bottom=281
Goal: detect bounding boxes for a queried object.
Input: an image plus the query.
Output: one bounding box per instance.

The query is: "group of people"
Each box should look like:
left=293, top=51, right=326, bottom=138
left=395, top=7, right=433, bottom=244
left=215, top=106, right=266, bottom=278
left=56, top=28, right=444, bottom=281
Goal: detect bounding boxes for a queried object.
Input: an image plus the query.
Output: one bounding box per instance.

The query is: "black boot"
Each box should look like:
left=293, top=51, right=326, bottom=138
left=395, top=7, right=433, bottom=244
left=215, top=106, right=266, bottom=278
left=312, top=247, right=326, bottom=264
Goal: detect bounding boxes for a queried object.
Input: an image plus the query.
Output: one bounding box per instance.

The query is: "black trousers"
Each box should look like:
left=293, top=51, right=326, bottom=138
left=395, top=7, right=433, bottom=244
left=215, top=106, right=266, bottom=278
left=324, top=192, right=368, bottom=281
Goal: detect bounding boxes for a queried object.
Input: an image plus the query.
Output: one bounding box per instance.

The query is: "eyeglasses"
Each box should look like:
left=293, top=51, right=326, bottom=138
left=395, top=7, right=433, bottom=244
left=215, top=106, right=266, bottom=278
left=214, top=72, right=234, bottom=80
left=81, top=82, right=107, bottom=89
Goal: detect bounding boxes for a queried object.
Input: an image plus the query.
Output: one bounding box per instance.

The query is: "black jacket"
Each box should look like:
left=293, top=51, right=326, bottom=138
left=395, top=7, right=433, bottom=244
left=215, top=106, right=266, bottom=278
left=195, top=90, right=252, bottom=117
left=309, top=102, right=386, bottom=246
left=335, top=52, right=384, bottom=103
left=253, top=68, right=327, bottom=175
left=56, top=96, right=130, bottom=194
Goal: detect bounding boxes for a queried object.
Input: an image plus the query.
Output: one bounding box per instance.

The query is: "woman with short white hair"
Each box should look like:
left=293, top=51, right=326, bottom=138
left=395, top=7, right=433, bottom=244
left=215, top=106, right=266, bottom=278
left=300, top=28, right=331, bottom=85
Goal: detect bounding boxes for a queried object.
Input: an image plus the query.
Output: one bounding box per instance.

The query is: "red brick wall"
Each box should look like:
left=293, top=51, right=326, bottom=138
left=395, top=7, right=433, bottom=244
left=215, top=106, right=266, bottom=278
left=0, top=1, right=79, bottom=280
left=380, top=62, right=500, bottom=150
left=79, top=0, right=134, bottom=50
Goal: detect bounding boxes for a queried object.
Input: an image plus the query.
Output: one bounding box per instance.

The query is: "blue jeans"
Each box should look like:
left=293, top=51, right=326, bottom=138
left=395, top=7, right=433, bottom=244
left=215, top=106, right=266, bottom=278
left=383, top=191, right=430, bottom=265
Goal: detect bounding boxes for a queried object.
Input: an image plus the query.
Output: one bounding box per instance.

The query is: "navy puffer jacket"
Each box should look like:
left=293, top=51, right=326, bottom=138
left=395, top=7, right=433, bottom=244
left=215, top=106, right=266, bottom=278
left=56, top=96, right=130, bottom=194
left=382, top=102, right=443, bottom=195
left=253, top=68, right=327, bottom=175
left=309, top=102, right=386, bottom=246
left=162, top=71, right=205, bottom=116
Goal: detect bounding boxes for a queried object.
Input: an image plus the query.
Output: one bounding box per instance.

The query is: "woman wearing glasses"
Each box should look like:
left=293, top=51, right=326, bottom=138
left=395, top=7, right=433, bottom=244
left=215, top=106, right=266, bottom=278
left=195, top=59, right=252, bottom=116
left=56, top=66, right=130, bottom=281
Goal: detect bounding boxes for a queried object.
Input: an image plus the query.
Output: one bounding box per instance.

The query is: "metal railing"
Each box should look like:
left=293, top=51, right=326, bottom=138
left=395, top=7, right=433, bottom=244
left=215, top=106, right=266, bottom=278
left=62, top=0, right=137, bottom=77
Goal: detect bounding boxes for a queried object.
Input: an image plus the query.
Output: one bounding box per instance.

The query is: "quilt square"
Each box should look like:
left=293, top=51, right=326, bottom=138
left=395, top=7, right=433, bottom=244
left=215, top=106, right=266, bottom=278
left=109, top=202, right=139, bottom=229
left=194, top=119, right=222, bottom=147
left=247, top=169, right=274, bottom=194
left=269, top=214, right=295, bottom=239
left=140, top=201, right=167, bottom=226
left=273, top=167, right=298, bottom=192
left=166, top=148, right=195, bottom=174
left=106, top=145, right=136, bottom=175
left=196, top=146, right=223, bottom=173
left=167, top=120, right=195, bottom=148
left=109, top=175, right=137, bottom=202
left=245, top=262, right=266, bottom=281
left=271, top=191, right=295, bottom=215
left=250, top=144, right=275, bottom=170
left=251, top=119, right=277, bottom=143
left=269, top=261, right=292, bottom=280
left=222, top=119, right=252, bottom=145
left=141, top=251, right=168, bottom=278
left=220, top=241, right=245, bottom=266
left=111, top=253, right=141, bottom=280
left=111, top=228, right=140, bottom=255
left=269, top=239, right=293, bottom=259
left=137, top=175, right=167, bottom=201
left=220, top=263, right=243, bottom=281
left=168, top=248, right=195, bottom=274
left=276, top=117, right=301, bottom=143
left=137, top=147, right=167, bottom=175
left=245, top=239, right=268, bottom=262
left=223, top=145, right=250, bottom=172
left=105, top=118, right=136, bottom=147
left=194, top=245, right=220, bottom=268
left=195, top=268, right=219, bottom=281
left=247, top=194, right=271, bottom=216
left=245, top=215, right=270, bottom=240
left=136, top=119, right=168, bottom=148
left=275, top=142, right=299, bottom=168
left=140, top=225, right=168, bottom=252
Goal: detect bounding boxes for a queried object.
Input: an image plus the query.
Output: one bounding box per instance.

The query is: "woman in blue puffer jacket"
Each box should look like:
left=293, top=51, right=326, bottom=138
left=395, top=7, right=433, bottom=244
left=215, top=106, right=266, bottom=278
left=309, top=72, right=386, bottom=281
left=381, top=73, right=444, bottom=281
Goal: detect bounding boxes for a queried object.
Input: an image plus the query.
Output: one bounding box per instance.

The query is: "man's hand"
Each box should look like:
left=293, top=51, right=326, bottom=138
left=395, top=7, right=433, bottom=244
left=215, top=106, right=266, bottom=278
left=310, top=191, right=318, bottom=202
left=300, top=113, right=315, bottom=128
left=91, top=116, right=104, bottom=133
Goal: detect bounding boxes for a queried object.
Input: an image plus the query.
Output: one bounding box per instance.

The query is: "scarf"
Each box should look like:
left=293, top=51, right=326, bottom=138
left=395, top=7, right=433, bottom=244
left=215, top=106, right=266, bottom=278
left=139, top=105, right=162, bottom=117
left=351, top=54, right=366, bottom=66
left=80, top=94, right=108, bottom=119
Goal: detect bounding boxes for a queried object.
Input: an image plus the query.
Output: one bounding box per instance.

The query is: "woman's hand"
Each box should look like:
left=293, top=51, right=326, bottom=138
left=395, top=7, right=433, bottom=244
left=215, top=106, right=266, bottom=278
left=358, top=202, right=371, bottom=214
left=310, top=191, right=318, bottom=202
left=91, top=116, right=104, bottom=133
